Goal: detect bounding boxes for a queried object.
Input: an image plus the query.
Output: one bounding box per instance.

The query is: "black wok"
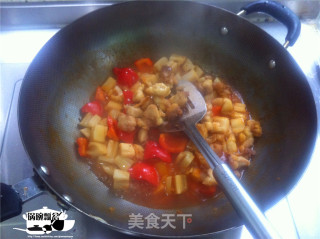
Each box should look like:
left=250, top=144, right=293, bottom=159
left=2, top=1, right=317, bottom=238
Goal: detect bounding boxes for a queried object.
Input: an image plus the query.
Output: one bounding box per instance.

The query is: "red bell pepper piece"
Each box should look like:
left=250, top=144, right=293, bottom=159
left=212, top=105, right=222, bottom=116
left=158, top=132, right=188, bottom=153
left=76, top=137, right=88, bottom=157
left=95, top=86, right=107, bottom=103
left=123, top=90, right=133, bottom=105
left=198, top=184, right=217, bottom=197
left=134, top=58, right=154, bottom=73
left=113, top=67, right=139, bottom=88
left=129, top=162, right=159, bottom=186
left=81, top=100, right=103, bottom=116
left=144, top=141, right=172, bottom=163
left=118, top=129, right=136, bottom=143
left=107, top=116, right=119, bottom=141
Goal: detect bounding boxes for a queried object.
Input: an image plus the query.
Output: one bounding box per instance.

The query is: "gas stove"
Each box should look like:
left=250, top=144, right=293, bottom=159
left=1, top=2, right=320, bottom=239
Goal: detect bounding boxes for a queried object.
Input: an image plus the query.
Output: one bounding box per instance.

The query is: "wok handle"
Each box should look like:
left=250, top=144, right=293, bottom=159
left=0, top=176, right=44, bottom=222
left=239, top=0, right=301, bottom=48
left=183, top=123, right=280, bottom=239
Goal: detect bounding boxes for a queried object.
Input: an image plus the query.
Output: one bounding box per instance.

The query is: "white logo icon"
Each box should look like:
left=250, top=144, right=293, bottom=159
left=13, top=206, right=75, bottom=235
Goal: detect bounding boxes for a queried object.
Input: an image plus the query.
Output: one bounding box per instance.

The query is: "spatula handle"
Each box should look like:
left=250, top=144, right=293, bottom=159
left=184, top=123, right=280, bottom=239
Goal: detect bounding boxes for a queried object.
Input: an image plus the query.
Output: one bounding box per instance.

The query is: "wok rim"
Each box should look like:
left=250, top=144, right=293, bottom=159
left=17, top=1, right=318, bottom=237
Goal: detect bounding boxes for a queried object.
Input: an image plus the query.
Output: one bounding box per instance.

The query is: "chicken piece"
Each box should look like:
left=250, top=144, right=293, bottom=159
left=169, top=91, right=188, bottom=107
left=239, top=137, right=254, bottom=153
left=124, top=105, right=143, bottom=118
left=117, top=113, right=136, bottom=132
left=154, top=57, right=169, bottom=72
left=202, top=78, right=213, bottom=94
left=136, top=118, right=152, bottom=130
left=247, top=120, right=262, bottom=137
left=131, top=82, right=145, bottom=103
left=140, top=73, right=158, bottom=86
left=202, top=169, right=218, bottom=186
left=166, top=103, right=183, bottom=121
left=159, top=65, right=175, bottom=85
left=229, top=154, right=250, bottom=169
left=153, top=96, right=170, bottom=112
left=212, top=77, right=225, bottom=94
left=143, top=104, right=163, bottom=126
left=109, top=85, right=123, bottom=103
left=145, top=83, right=171, bottom=97
left=210, top=143, right=223, bottom=156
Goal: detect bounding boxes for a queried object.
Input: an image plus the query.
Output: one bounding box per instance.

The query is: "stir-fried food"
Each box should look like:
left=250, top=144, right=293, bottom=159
left=76, top=55, right=262, bottom=208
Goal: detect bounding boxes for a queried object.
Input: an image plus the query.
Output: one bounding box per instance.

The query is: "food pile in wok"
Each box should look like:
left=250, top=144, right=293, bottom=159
left=76, top=54, right=262, bottom=208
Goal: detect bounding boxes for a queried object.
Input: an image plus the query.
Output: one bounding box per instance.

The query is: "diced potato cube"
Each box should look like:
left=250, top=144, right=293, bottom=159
left=166, top=176, right=173, bottom=194
left=137, top=128, right=148, bottom=144
left=230, top=112, right=247, bottom=120
left=114, top=156, right=134, bottom=171
left=181, top=69, right=198, bottom=82
left=194, top=65, right=204, bottom=77
left=238, top=132, right=247, bottom=144
left=108, top=85, right=124, bottom=104
left=113, top=169, right=130, bottom=190
left=243, top=126, right=253, bottom=138
left=182, top=58, right=194, bottom=72
left=167, top=60, right=178, bottom=71
left=227, top=134, right=237, bottom=153
left=196, top=124, right=208, bottom=138
left=119, top=143, right=135, bottom=158
left=105, top=101, right=122, bottom=112
left=80, top=128, right=91, bottom=138
left=106, top=140, right=119, bottom=158
left=154, top=57, right=168, bottom=72
left=98, top=118, right=108, bottom=126
left=79, top=113, right=93, bottom=127
left=102, top=76, right=117, bottom=92
left=234, top=103, right=246, bottom=113
left=140, top=73, right=158, bottom=86
left=97, top=155, right=114, bottom=164
left=221, top=98, right=233, bottom=115
left=90, top=124, right=108, bottom=143
left=231, top=118, right=245, bottom=134
left=174, top=175, right=187, bottom=194
left=209, top=116, right=230, bottom=133
left=87, top=142, right=108, bottom=158
left=101, top=163, right=116, bottom=176
left=176, top=151, right=194, bottom=169
left=88, top=115, right=102, bottom=128
left=212, top=98, right=224, bottom=106
left=133, top=144, right=144, bottom=161
left=169, top=54, right=186, bottom=66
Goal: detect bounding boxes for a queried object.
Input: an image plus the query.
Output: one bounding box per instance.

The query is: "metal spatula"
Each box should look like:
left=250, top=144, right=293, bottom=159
left=177, top=80, right=280, bottom=239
